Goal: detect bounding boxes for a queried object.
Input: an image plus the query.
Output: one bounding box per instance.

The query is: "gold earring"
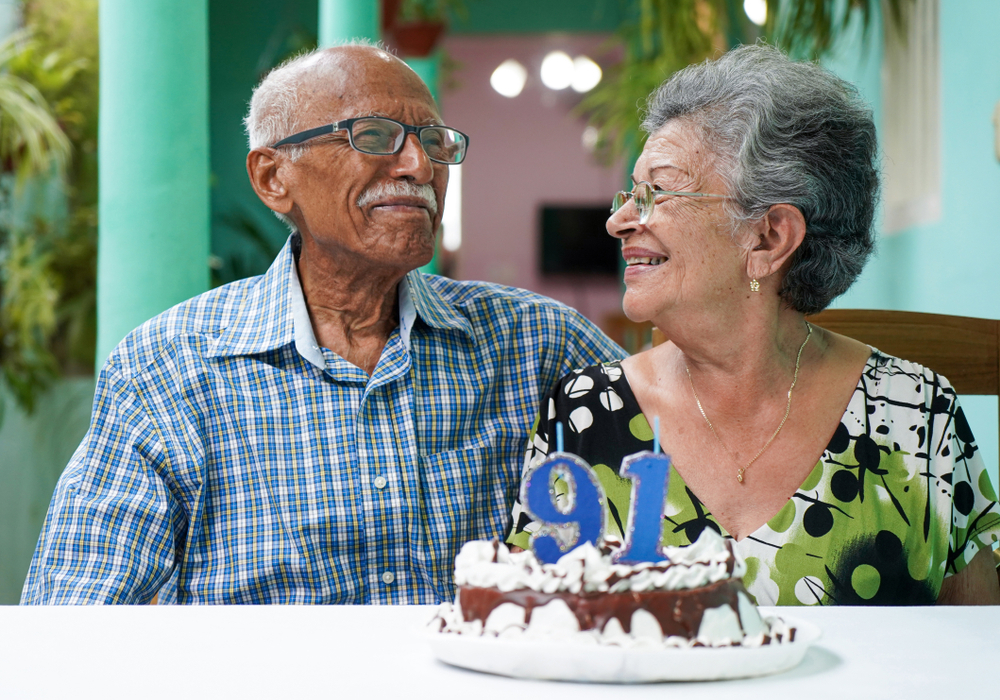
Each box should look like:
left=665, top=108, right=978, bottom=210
left=750, top=278, right=760, bottom=292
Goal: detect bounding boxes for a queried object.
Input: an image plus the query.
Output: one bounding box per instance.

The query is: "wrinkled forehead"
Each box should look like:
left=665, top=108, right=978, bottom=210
left=635, top=118, right=720, bottom=182
left=295, top=48, right=441, bottom=125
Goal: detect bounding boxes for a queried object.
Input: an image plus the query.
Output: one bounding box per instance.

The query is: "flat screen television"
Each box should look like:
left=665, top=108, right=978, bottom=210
left=539, top=204, right=618, bottom=277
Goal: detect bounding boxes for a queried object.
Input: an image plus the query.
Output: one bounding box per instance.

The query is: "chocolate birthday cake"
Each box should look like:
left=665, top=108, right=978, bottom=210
left=431, top=529, right=793, bottom=648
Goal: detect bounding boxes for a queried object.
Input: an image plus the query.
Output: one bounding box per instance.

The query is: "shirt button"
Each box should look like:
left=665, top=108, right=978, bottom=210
left=373, top=476, right=387, bottom=489
left=382, top=571, right=395, bottom=584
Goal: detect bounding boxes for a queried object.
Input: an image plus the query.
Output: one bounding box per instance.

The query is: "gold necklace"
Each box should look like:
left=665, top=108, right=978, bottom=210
left=685, top=322, right=812, bottom=484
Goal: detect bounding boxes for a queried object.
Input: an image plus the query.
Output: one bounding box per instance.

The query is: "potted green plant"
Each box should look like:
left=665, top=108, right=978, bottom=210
left=390, top=0, right=468, bottom=57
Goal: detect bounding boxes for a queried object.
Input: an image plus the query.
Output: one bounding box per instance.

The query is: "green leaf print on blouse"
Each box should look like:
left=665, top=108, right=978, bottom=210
left=629, top=414, right=654, bottom=442
left=850, top=564, right=881, bottom=600
left=593, top=463, right=634, bottom=539
left=769, top=499, right=797, bottom=534
left=979, top=469, right=999, bottom=503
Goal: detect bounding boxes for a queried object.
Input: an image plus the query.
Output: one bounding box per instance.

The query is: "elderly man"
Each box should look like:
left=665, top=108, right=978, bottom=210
left=22, top=45, right=624, bottom=604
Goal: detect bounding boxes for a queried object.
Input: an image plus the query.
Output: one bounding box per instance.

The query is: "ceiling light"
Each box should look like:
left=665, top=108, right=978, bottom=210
left=540, top=51, right=574, bottom=90
left=490, top=59, right=527, bottom=98
left=571, top=56, right=602, bottom=93
left=744, top=0, right=767, bottom=26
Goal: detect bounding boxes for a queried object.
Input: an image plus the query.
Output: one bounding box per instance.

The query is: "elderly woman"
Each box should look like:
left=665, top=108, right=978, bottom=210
left=507, top=45, right=1000, bottom=605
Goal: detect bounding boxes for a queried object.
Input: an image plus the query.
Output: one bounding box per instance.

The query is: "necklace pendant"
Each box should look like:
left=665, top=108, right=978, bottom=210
left=737, top=469, right=745, bottom=483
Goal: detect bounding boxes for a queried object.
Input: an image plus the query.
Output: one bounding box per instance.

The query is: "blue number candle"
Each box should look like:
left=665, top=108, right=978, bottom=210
left=521, top=424, right=606, bottom=564
left=613, top=419, right=671, bottom=564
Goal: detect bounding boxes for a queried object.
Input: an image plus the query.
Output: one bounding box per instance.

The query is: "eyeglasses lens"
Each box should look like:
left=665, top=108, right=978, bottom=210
left=611, top=183, right=653, bottom=223
left=634, top=182, right=653, bottom=224
left=611, top=191, right=628, bottom=214
left=420, top=127, right=465, bottom=164
left=349, top=118, right=466, bottom=164
left=350, top=118, right=404, bottom=155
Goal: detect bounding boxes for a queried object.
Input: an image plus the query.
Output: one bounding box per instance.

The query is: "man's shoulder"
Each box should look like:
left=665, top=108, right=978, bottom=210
left=417, top=274, right=625, bottom=362
left=108, top=275, right=264, bottom=377
left=421, top=275, right=583, bottom=321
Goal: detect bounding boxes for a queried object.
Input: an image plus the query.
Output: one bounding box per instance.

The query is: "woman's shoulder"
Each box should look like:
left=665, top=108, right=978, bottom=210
left=553, top=361, right=629, bottom=393
left=862, top=348, right=959, bottom=401
left=546, top=360, right=640, bottom=432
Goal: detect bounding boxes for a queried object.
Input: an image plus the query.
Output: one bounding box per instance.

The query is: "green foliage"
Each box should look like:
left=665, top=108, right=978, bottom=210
left=0, top=31, right=71, bottom=182
left=0, top=0, right=98, bottom=418
left=579, top=0, right=913, bottom=165
left=0, top=224, right=58, bottom=413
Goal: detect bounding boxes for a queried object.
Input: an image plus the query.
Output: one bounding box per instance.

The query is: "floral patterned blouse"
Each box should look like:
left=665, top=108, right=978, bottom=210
left=507, top=351, right=1000, bottom=605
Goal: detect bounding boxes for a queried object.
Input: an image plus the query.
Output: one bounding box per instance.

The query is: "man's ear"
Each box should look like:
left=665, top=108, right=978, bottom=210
left=246, top=149, right=295, bottom=216
left=746, top=203, right=806, bottom=282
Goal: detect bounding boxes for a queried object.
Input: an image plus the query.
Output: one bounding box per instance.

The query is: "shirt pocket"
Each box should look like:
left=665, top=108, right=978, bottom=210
left=415, top=434, right=524, bottom=586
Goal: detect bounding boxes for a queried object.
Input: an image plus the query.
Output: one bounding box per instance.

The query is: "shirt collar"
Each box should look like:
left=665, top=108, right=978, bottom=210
left=211, top=234, right=472, bottom=362
left=289, top=257, right=327, bottom=369
left=402, top=268, right=474, bottom=339
left=210, top=235, right=297, bottom=358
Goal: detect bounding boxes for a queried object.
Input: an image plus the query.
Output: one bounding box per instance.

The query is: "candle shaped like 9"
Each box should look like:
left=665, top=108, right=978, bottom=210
left=520, top=453, right=606, bottom=564
left=521, top=431, right=673, bottom=565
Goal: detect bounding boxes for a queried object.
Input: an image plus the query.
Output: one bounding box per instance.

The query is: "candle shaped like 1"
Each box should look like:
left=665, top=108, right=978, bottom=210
left=612, top=448, right=672, bottom=565
left=520, top=449, right=606, bottom=565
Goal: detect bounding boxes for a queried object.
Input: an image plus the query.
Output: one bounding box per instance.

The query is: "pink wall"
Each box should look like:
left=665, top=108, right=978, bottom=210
left=440, top=35, right=625, bottom=328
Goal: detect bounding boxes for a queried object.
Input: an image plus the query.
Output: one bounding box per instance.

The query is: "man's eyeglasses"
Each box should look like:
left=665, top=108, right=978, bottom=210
left=611, top=181, right=729, bottom=225
left=269, top=116, right=469, bottom=165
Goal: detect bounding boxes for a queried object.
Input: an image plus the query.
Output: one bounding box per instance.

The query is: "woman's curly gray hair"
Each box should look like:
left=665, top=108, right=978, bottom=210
left=642, top=43, right=879, bottom=314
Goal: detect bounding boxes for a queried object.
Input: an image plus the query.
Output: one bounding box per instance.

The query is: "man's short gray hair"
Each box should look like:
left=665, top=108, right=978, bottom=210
left=642, top=43, right=879, bottom=314
left=243, top=38, right=387, bottom=231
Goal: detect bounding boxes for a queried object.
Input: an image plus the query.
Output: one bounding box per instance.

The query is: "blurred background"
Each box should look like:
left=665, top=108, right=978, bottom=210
left=0, top=0, right=997, bottom=603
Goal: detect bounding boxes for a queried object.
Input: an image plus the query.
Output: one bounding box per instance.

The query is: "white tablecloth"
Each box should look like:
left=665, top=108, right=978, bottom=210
left=0, top=604, right=996, bottom=699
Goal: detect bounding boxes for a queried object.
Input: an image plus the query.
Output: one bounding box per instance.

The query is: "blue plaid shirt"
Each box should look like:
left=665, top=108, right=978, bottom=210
left=22, top=236, right=624, bottom=604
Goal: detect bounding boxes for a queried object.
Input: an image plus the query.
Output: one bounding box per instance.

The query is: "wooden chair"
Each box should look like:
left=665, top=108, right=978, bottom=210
left=807, top=309, right=1000, bottom=580
left=806, top=309, right=1000, bottom=436
left=601, top=313, right=665, bottom=355
left=602, top=313, right=654, bottom=355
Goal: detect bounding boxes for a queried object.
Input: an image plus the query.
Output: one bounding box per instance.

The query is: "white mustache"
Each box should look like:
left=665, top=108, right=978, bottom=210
left=357, top=181, right=438, bottom=217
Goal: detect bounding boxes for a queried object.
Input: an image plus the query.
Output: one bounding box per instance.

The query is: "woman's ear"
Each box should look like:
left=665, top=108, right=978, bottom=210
left=246, top=149, right=295, bottom=217
left=746, top=203, right=806, bottom=282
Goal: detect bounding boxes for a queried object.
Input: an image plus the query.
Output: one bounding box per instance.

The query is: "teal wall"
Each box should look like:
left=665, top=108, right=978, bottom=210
left=0, top=379, right=95, bottom=603
left=831, top=1, right=1000, bottom=492
left=209, top=0, right=319, bottom=284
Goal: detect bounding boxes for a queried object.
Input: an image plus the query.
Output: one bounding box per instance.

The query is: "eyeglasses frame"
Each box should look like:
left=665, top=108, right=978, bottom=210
left=268, top=116, right=470, bottom=165
left=612, top=181, right=729, bottom=225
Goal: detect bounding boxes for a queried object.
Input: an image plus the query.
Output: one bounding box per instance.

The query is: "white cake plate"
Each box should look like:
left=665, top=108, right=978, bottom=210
left=428, top=616, right=820, bottom=683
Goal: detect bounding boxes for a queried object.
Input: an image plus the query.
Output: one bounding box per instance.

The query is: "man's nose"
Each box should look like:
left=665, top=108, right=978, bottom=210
left=390, top=132, right=434, bottom=183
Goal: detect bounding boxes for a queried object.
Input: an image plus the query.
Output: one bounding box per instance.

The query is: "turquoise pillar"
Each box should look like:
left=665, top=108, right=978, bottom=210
left=319, top=0, right=380, bottom=47
left=96, top=0, right=210, bottom=368
left=406, top=53, right=441, bottom=103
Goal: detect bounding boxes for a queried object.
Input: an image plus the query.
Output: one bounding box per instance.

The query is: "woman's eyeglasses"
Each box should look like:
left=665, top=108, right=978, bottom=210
left=611, top=181, right=728, bottom=224
left=270, top=116, right=469, bottom=165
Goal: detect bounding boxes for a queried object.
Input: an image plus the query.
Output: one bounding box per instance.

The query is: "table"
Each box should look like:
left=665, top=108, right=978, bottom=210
left=0, top=605, right=996, bottom=699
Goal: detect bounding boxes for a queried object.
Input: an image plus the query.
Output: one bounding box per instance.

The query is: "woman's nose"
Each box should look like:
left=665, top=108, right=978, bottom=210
left=606, top=200, right=639, bottom=239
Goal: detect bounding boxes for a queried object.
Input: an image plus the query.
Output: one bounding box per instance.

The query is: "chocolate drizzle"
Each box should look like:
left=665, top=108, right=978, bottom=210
left=459, top=577, right=749, bottom=639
